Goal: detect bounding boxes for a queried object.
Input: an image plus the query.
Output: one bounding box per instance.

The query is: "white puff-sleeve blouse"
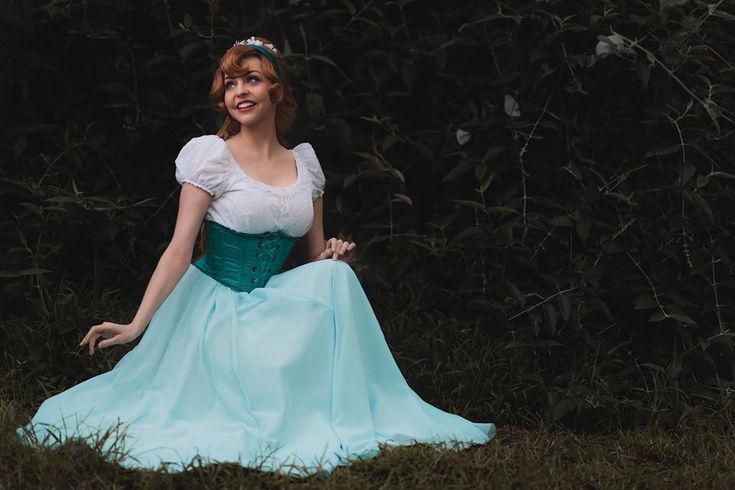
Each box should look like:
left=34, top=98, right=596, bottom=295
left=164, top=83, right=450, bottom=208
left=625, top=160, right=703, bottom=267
left=174, top=135, right=326, bottom=237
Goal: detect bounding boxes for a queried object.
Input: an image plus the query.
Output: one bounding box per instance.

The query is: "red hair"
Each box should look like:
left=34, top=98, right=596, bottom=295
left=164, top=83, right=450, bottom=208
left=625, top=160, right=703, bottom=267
left=209, top=37, right=297, bottom=144
left=195, top=38, right=297, bottom=258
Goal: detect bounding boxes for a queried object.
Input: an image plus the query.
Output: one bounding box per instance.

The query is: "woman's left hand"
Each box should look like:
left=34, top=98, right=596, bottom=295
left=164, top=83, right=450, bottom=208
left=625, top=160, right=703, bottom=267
left=317, top=237, right=356, bottom=262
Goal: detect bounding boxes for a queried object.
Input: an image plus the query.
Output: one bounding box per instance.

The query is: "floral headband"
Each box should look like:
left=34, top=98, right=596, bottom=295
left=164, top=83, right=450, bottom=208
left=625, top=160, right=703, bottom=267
left=231, top=36, right=281, bottom=76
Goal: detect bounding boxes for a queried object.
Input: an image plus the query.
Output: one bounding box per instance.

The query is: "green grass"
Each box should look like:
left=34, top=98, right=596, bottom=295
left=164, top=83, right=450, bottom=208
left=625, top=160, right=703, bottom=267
left=3, top=398, right=734, bottom=489
left=2, top=282, right=734, bottom=488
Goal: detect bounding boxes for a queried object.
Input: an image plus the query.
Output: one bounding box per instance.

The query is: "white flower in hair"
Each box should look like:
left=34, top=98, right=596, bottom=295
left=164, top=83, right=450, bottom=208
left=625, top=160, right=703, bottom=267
left=232, top=36, right=278, bottom=53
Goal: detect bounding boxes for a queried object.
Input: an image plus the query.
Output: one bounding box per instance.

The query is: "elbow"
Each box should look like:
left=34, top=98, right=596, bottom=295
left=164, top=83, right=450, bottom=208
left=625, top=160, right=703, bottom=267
left=162, top=244, right=193, bottom=269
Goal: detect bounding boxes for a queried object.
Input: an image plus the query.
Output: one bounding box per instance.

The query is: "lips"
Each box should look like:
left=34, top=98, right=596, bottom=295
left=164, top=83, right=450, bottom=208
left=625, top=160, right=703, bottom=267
left=236, top=100, right=256, bottom=111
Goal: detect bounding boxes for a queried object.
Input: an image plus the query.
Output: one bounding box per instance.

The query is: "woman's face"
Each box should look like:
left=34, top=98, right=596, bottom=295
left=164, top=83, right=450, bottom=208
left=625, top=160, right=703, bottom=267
left=223, top=56, right=277, bottom=129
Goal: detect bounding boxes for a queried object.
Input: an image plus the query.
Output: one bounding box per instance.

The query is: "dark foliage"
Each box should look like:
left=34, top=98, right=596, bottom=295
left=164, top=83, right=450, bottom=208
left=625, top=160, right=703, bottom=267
left=1, top=0, right=734, bottom=430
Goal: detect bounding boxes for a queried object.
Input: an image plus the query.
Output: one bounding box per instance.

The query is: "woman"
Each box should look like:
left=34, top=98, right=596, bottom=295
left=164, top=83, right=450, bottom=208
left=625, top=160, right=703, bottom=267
left=17, top=36, right=495, bottom=476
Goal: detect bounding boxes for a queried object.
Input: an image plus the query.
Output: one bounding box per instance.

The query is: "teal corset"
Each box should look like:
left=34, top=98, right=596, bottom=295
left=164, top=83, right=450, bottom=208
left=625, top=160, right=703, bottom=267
left=193, top=220, right=298, bottom=293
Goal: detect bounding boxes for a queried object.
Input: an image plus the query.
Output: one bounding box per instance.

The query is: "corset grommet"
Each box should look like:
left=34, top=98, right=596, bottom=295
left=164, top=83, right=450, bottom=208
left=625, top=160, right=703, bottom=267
left=196, top=221, right=297, bottom=293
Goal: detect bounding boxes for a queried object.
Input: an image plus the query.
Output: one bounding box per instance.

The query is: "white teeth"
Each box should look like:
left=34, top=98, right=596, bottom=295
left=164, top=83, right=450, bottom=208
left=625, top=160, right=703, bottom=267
left=237, top=102, right=255, bottom=108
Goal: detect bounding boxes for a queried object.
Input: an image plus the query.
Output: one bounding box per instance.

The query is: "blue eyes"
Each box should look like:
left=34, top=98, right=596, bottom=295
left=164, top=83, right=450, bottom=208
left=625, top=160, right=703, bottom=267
left=225, top=76, right=259, bottom=89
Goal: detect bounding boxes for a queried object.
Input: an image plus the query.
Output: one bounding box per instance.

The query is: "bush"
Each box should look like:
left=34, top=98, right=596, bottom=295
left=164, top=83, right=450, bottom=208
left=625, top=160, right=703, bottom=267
left=2, top=0, right=733, bottom=426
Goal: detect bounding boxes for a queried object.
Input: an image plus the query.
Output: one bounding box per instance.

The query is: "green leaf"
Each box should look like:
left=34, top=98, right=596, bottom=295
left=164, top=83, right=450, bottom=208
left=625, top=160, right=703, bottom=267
left=456, top=129, right=471, bottom=146
left=308, top=53, right=341, bottom=71
left=558, top=293, right=571, bottom=321
left=544, top=302, right=558, bottom=333
left=649, top=312, right=667, bottom=322
left=442, top=160, right=476, bottom=183
left=178, top=42, right=201, bottom=60
left=634, top=295, right=657, bottom=310
left=669, top=313, right=697, bottom=325
left=504, top=94, right=520, bottom=117
left=576, top=219, right=591, bottom=242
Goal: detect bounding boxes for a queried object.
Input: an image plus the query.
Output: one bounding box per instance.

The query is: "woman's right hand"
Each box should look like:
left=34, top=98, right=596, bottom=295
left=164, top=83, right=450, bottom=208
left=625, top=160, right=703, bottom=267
left=79, top=322, right=142, bottom=356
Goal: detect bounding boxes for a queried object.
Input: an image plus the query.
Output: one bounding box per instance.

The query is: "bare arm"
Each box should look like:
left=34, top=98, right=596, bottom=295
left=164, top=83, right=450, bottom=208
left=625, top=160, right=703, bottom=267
left=80, top=183, right=212, bottom=355
left=301, top=196, right=356, bottom=262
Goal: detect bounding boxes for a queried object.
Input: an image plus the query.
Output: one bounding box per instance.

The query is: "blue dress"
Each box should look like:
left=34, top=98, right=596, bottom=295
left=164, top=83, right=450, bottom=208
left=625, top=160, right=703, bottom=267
left=16, top=135, right=495, bottom=476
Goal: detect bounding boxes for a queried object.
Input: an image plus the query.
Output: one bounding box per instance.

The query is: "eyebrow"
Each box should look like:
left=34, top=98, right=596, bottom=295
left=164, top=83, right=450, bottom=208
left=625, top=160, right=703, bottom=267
left=224, top=70, right=261, bottom=80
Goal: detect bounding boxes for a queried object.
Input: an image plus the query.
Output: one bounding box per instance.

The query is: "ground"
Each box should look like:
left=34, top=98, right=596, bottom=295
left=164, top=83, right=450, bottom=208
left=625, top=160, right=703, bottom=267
left=3, top=399, right=733, bottom=489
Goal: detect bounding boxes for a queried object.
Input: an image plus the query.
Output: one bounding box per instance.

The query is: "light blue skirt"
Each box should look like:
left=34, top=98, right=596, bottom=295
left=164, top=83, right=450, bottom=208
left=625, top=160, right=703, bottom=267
left=17, top=259, right=495, bottom=475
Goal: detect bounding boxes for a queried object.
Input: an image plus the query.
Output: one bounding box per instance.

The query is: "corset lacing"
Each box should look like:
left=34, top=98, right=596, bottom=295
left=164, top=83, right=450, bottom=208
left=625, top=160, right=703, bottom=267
left=193, top=220, right=298, bottom=293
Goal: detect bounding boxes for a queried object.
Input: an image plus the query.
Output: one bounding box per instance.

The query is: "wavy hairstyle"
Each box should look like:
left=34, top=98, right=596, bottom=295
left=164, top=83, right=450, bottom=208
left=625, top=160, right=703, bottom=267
left=209, top=37, right=297, bottom=144
left=196, top=38, right=297, bottom=258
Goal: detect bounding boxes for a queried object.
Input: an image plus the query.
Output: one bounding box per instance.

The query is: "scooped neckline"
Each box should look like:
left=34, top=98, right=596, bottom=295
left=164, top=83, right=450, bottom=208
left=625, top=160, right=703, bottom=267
left=221, top=138, right=303, bottom=191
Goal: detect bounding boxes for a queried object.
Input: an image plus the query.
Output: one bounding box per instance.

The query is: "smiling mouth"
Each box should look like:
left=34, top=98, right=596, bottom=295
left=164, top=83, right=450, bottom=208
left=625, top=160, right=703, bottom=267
left=236, top=101, right=256, bottom=110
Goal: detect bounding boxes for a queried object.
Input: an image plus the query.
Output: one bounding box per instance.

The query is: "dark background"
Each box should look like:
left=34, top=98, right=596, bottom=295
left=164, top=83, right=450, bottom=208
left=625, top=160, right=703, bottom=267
left=1, top=0, right=734, bottom=429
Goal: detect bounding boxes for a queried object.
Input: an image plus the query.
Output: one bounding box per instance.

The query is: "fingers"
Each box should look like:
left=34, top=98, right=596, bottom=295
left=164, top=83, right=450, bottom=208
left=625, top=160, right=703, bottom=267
left=80, top=324, right=99, bottom=355
left=88, top=332, right=100, bottom=356
left=320, top=238, right=335, bottom=260
left=340, top=242, right=356, bottom=262
left=315, top=238, right=358, bottom=262
left=97, top=335, right=121, bottom=349
left=323, top=238, right=357, bottom=261
left=328, top=238, right=344, bottom=260
left=341, top=241, right=355, bottom=255
left=324, top=238, right=335, bottom=260
left=80, top=326, right=94, bottom=346
left=79, top=323, right=116, bottom=356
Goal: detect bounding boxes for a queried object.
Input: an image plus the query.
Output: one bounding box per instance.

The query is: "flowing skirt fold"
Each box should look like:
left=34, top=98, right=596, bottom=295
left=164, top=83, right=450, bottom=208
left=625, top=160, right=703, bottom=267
left=17, top=259, right=495, bottom=475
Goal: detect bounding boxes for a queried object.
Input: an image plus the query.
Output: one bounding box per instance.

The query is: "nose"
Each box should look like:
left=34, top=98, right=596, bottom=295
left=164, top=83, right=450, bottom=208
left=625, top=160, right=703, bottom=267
left=236, top=80, right=249, bottom=95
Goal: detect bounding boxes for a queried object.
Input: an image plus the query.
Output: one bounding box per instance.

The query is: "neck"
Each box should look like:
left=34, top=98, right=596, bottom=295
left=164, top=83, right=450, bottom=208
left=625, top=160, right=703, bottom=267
left=233, top=116, right=281, bottom=157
